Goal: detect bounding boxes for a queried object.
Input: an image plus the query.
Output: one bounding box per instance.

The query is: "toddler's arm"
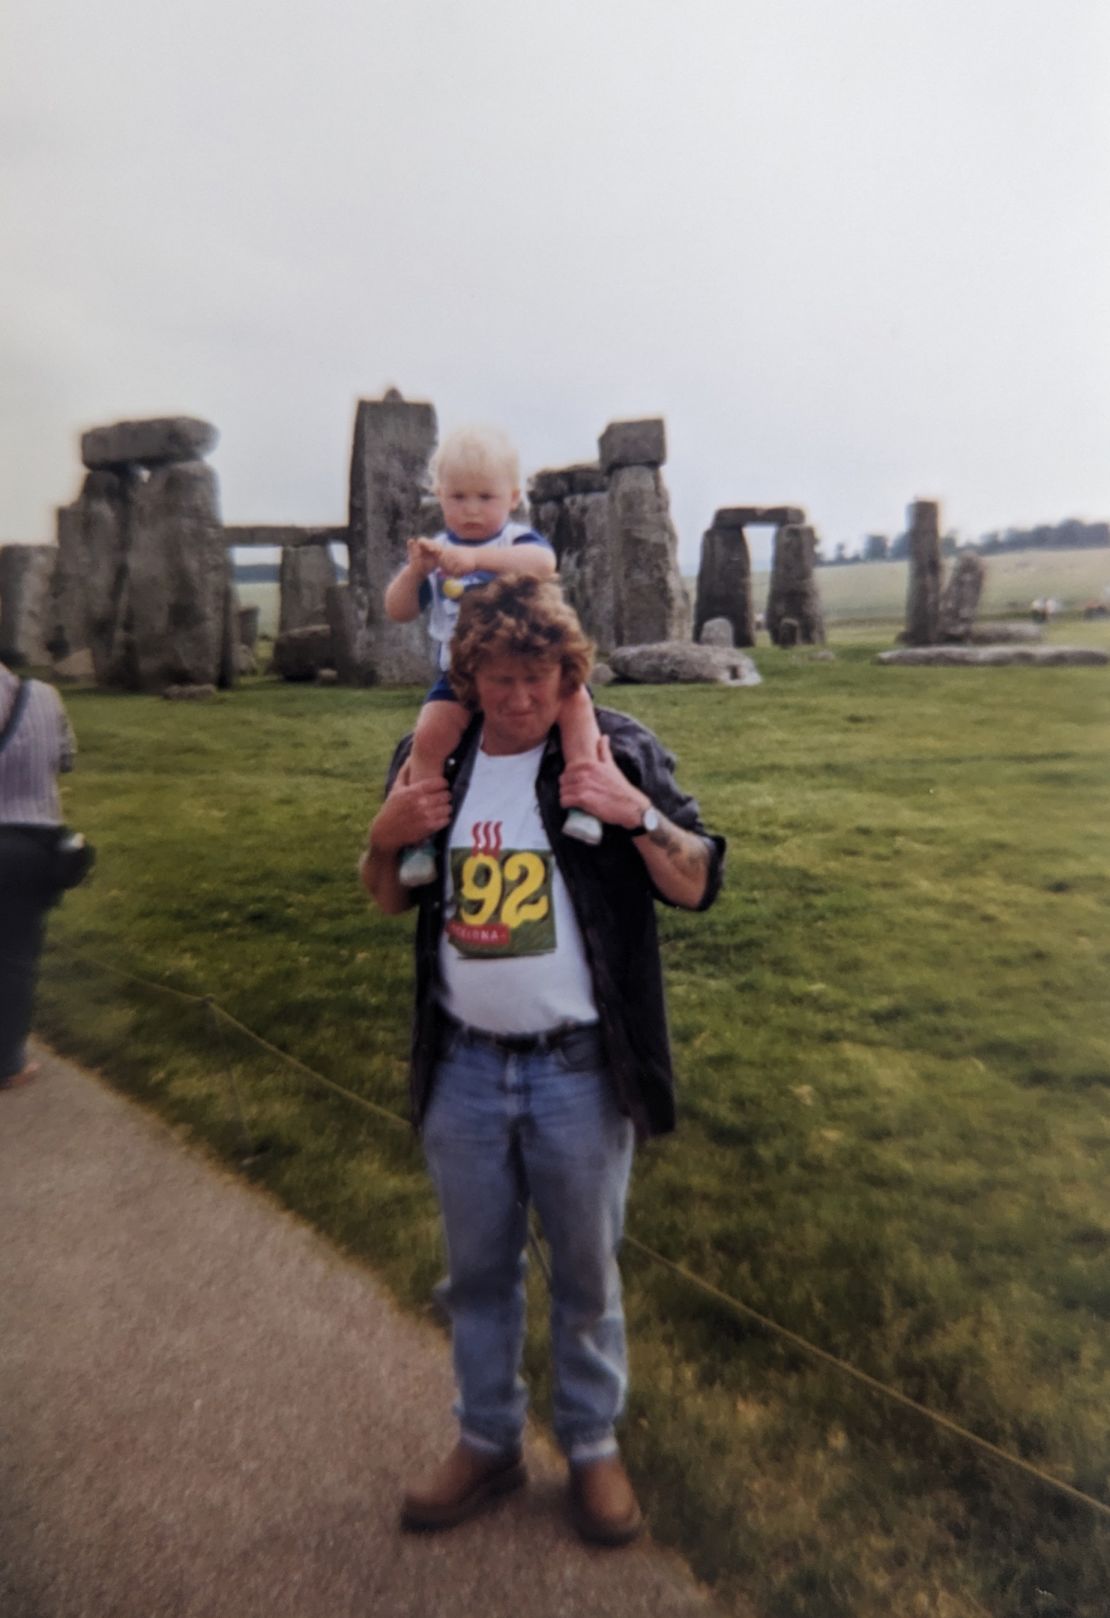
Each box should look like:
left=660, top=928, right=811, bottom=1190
left=436, top=539, right=555, bottom=580
left=384, top=537, right=443, bottom=622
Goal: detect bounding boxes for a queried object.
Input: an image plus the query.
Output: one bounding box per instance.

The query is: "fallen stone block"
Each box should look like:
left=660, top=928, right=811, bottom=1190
left=81, top=417, right=218, bottom=469
left=610, top=641, right=762, bottom=686
left=272, top=623, right=335, bottom=681
left=875, top=645, right=1108, bottom=667
left=162, top=683, right=218, bottom=700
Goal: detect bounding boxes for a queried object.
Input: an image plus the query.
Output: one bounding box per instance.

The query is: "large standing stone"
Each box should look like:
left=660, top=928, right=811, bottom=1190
left=601, top=420, right=689, bottom=645
left=346, top=391, right=438, bottom=684
left=81, top=417, right=218, bottom=470
left=0, top=545, right=56, bottom=666
left=695, top=523, right=755, bottom=647
left=79, top=469, right=137, bottom=686
left=279, top=545, right=339, bottom=634
left=904, top=500, right=943, bottom=646
left=47, top=503, right=89, bottom=664
left=938, top=552, right=986, bottom=641
left=765, top=525, right=825, bottom=647
left=126, top=460, right=233, bottom=690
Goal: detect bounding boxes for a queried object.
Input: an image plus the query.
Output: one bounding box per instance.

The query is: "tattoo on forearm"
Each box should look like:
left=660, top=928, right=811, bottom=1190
left=646, top=816, right=710, bottom=880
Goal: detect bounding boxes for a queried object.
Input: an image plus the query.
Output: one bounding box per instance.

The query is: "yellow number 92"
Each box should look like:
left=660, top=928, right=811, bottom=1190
left=458, top=851, right=550, bottom=930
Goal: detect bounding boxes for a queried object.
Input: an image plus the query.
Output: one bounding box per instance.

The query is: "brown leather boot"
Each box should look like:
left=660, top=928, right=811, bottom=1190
left=568, top=1454, right=644, bottom=1546
left=400, top=1441, right=526, bottom=1531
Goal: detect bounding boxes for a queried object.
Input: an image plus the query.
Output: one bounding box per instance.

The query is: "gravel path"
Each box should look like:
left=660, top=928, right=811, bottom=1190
left=0, top=1044, right=726, bottom=1618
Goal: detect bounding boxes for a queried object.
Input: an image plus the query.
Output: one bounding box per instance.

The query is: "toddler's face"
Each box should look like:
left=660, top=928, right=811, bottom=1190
left=437, top=463, right=519, bottom=541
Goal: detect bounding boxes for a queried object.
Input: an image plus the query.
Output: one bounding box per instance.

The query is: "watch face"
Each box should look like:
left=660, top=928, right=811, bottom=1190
left=642, top=806, right=660, bottom=834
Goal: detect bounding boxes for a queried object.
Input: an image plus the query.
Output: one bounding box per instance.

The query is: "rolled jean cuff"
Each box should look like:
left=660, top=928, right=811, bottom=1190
left=460, top=1427, right=521, bottom=1460
left=567, top=1434, right=619, bottom=1465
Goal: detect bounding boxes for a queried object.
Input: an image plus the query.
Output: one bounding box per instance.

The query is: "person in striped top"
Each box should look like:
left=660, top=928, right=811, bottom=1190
left=0, top=659, right=77, bottom=1089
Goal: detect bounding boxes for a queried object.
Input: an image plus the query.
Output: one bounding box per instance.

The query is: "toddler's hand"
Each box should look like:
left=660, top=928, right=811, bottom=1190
left=436, top=543, right=478, bottom=579
left=406, top=536, right=442, bottom=576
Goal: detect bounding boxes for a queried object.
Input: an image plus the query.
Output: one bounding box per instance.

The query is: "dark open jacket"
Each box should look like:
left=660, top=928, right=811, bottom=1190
left=385, top=706, right=726, bottom=1139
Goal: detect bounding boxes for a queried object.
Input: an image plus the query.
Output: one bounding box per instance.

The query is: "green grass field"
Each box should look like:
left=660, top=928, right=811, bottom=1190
left=34, top=632, right=1110, bottom=1618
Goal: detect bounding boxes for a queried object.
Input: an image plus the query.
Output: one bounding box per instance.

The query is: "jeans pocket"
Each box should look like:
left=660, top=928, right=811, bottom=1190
left=552, top=1025, right=604, bottom=1073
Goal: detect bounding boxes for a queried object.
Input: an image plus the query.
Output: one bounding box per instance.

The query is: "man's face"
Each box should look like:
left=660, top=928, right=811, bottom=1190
left=473, top=654, right=564, bottom=756
left=437, top=465, right=519, bottom=542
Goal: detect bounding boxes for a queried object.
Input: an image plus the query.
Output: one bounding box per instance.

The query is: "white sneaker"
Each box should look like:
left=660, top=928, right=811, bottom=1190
left=563, top=809, right=603, bottom=847
left=399, top=841, right=438, bottom=887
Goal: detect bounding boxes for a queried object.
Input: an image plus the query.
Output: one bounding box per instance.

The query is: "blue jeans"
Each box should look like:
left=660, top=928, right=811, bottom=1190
left=421, top=1021, right=635, bottom=1462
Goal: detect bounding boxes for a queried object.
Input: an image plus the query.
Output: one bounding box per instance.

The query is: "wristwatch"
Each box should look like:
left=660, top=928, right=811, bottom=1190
left=629, top=802, right=660, bottom=838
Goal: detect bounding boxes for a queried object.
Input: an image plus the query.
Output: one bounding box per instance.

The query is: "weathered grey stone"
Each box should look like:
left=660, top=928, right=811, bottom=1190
left=81, top=417, right=218, bottom=470
left=272, top=623, right=335, bottom=681
left=279, top=544, right=338, bottom=634
left=127, top=460, right=234, bottom=691
left=607, top=465, right=691, bottom=646
left=875, top=646, right=1108, bottom=667
left=235, top=642, right=258, bottom=676
left=591, top=661, right=615, bottom=686
left=699, top=617, right=735, bottom=647
left=712, top=505, right=805, bottom=529
left=315, top=667, right=339, bottom=686
left=529, top=465, right=608, bottom=504
left=904, top=500, right=942, bottom=646
left=346, top=392, right=438, bottom=684
left=598, top=419, right=666, bottom=475
left=610, top=641, right=762, bottom=686
left=532, top=486, right=616, bottom=652
left=162, top=683, right=218, bottom=700
left=47, top=503, right=88, bottom=663
left=765, top=525, right=825, bottom=647
left=938, top=551, right=986, bottom=641
left=0, top=544, right=56, bottom=666
left=325, top=586, right=359, bottom=685
left=79, top=469, right=137, bottom=686
left=966, top=620, right=1042, bottom=644
left=695, top=526, right=754, bottom=647
left=54, top=649, right=95, bottom=681
left=237, top=605, right=260, bottom=649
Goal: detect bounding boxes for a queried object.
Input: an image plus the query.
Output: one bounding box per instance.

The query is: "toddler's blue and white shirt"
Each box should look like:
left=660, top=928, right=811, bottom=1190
left=419, top=522, right=553, bottom=671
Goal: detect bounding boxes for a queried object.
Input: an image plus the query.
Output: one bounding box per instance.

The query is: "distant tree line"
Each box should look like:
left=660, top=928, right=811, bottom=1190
left=817, top=518, right=1110, bottom=566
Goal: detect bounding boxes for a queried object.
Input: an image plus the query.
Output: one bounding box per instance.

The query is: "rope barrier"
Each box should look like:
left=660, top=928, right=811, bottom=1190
left=39, top=941, right=1110, bottom=1523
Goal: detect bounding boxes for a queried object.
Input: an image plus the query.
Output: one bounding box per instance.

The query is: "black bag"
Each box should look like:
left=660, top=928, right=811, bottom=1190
left=0, top=679, right=95, bottom=892
left=53, top=829, right=95, bottom=890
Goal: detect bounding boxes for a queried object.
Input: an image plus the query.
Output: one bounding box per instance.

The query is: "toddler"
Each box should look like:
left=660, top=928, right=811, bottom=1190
left=384, top=425, right=602, bottom=886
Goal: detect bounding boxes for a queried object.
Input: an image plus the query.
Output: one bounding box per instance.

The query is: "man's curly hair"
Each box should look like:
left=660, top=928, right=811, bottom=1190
left=449, top=576, right=595, bottom=709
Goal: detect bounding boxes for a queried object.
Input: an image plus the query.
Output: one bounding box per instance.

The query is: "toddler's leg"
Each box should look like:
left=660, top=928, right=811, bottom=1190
left=558, top=687, right=604, bottom=847
left=399, top=699, right=470, bottom=887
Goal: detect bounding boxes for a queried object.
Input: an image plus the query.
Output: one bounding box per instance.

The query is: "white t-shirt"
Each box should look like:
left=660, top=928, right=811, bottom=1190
left=437, top=739, right=598, bottom=1035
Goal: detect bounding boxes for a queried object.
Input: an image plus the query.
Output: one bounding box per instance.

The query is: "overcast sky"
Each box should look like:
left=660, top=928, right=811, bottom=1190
left=2, top=0, right=1108, bottom=569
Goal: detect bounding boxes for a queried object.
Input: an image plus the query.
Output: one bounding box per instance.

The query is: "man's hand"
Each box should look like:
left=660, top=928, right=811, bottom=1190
left=360, top=765, right=452, bottom=913
left=560, top=736, right=710, bottom=909
left=558, top=735, right=649, bottom=828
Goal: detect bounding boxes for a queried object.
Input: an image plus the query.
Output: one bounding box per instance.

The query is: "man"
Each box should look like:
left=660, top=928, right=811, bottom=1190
left=361, top=576, right=724, bottom=1546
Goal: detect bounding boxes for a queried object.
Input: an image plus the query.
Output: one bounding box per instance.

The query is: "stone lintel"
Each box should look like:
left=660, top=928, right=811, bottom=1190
left=224, top=525, right=348, bottom=549
left=528, top=465, right=608, bottom=503
left=712, top=505, right=806, bottom=529
left=598, top=419, right=666, bottom=474
left=81, top=417, right=218, bottom=470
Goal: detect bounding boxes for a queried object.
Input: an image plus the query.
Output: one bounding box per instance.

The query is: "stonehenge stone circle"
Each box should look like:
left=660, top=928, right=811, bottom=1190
left=766, top=524, right=825, bottom=646
left=601, top=419, right=691, bottom=646
left=904, top=500, right=943, bottom=645
left=0, top=544, right=55, bottom=666
left=81, top=416, right=218, bottom=470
